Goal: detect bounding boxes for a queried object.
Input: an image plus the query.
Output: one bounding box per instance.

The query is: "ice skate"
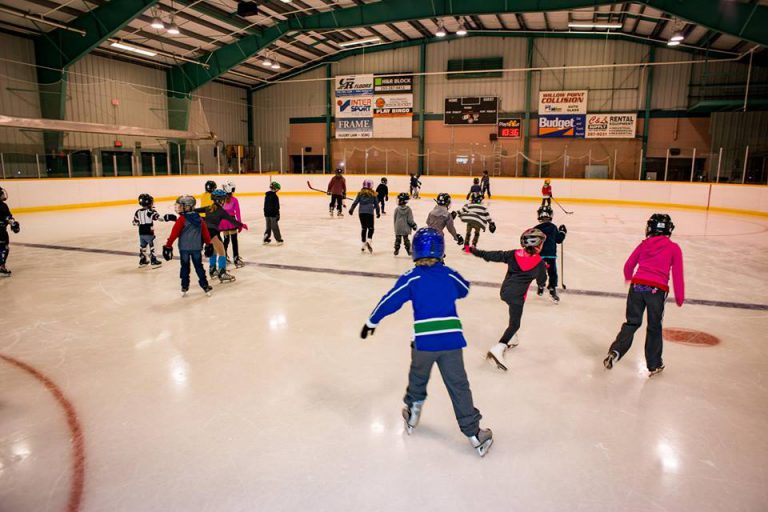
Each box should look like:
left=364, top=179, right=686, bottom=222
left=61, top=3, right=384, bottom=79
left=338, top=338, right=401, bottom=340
left=648, top=365, right=665, bottom=377
left=487, top=343, right=509, bottom=371
left=203, top=285, right=213, bottom=296
left=139, top=255, right=149, bottom=267
left=209, top=267, right=217, bottom=278
left=394, top=246, right=400, bottom=256
left=468, top=428, right=493, bottom=457
left=218, top=270, right=236, bottom=283
left=536, top=285, right=544, bottom=296
left=0, top=266, right=11, bottom=277
left=234, top=257, right=245, bottom=268
left=463, top=244, right=470, bottom=254
left=405, top=246, right=412, bottom=256
left=336, top=210, right=343, bottom=217
left=365, top=241, right=373, bottom=254
left=181, top=287, right=188, bottom=297
left=329, top=208, right=334, bottom=218
left=361, top=243, right=367, bottom=253
left=549, top=288, right=560, bottom=304
left=150, top=257, right=162, bottom=268
left=276, top=241, right=284, bottom=246
left=263, top=239, right=271, bottom=245
left=603, top=350, right=618, bottom=370
left=402, top=401, right=424, bottom=435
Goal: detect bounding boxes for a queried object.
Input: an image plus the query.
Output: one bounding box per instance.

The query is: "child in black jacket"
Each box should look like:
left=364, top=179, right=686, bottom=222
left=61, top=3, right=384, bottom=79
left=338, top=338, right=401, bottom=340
left=470, top=228, right=547, bottom=371
left=263, top=181, right=283, bottom=245
left=0, top=186, right=20, bottom=277
left=376, top=177, right=389, bottom=214
left=533, top=206, right=567, bottom=303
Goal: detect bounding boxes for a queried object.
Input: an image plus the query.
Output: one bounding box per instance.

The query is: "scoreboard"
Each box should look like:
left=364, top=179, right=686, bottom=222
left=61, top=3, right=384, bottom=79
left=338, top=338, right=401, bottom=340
left=444, top=97, right=498, bottom=125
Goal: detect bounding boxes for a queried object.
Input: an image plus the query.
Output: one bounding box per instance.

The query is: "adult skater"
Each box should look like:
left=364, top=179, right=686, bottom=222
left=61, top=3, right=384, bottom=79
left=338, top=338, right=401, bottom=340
left=348, top=179, right=380, bottom=253
left=457, top=193, right=495, bottom=253
left=541, top=179, right=552, bottom=207
left=409, top=173, right=422, bottom=199
left=603, top=213, right=685, bottom=377
left=195, top=189, right=246, bottom=283
left=426, top=193, right=464, bottom=247
left=132, top=193, right=176, bottom=268
left=263, top=181, right=283, bottom=245
left=0, top=186, right=20, bottom=277
left=481, top=170, right=491, bottom=199
left=360, top=227, right=493, bottom=457
left=393, top=192, right=417, bottom=256
left=469, top=228, right=547, bottom=371
left=220, top=181, right=245, bottom=268
left=162, top=195, right=213, bottom=297
left=327, top=168, right=347, bottom=217
left=376, top=177, right=389, bottom=215
left=466, top=178, right=482, bottom=201
left=533, top=206, right=567, bottom=303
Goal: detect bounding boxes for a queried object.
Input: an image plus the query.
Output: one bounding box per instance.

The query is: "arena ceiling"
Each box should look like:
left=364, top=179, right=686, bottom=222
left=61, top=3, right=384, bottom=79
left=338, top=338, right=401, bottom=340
left=1, top=0, right=767, bottom=90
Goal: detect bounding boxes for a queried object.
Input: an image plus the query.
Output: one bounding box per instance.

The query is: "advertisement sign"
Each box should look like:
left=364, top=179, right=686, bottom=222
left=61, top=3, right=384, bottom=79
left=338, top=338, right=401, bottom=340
left=538, top=90, right=588, bottom=115
left=373, top=95, right=413, bottom=117
left=497, top=118, right=521, bottom=139
left=336, top=97, right=373, bottom=118
left=373, top=118, right=412, bottom=138
left=444, top=97, right=498, bottom=125
left=335, top=118, right=373, bottom=138
left=585, top=113, right=637, bottom=138
left=538, top=115, right=585, bottom=138
left=373, top=74, right=413, bottom=94
left=335, top=74, right=374, bottom=96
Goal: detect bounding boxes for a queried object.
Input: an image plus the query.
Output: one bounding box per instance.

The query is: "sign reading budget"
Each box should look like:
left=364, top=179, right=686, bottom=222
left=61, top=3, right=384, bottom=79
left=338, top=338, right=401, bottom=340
left=538, top=115, right=585, bottom=138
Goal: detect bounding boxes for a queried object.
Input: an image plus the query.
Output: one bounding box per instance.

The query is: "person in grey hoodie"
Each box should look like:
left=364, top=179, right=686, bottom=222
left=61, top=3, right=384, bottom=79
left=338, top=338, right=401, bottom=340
left=348, top=179, right=380, bottom=253
left=393, top=192, right=417, bottom=256
left=426, top=193, right=464, bottom=247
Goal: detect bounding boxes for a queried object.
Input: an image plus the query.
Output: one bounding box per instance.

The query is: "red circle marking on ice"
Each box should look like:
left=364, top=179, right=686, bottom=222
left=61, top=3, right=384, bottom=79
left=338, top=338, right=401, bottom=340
left=663, top=328, right=720, bottom=346
left=0, top=354, right=86, bottom=512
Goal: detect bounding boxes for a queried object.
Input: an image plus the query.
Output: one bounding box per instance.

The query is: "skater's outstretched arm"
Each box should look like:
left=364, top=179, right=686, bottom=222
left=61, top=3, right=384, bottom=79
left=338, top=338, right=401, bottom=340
left=366, top=273, right=418, bottom=328
left=471, top=249, right=514, bottom=263
left=348, top=194, right=360, bottom=215
left=671, top=245, right=685, bottom=306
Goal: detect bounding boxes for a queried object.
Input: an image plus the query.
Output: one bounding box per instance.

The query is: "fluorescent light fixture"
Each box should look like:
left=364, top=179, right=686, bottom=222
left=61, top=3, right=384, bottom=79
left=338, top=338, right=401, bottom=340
left=435, top=21, right=446, bottom=37
left=337, top=37, right=381, bottom=48
left=167, top=22, right=180, bottom=35
left=110, top=41, right=157, bottom=57
left=667, top=40, right=681, bottom=47
left=456, top=24, right=467, bottom=36
left=568, top=22, right=623, bottom=29
left=670, top=31, right=684, bottom=42
left=271, top=61, right=281, bottom=69
left=262, top=56, right=272, bottom=67
left=280, top=0, right=292, bottom=2
left=150, top=16, right=165, bottom=30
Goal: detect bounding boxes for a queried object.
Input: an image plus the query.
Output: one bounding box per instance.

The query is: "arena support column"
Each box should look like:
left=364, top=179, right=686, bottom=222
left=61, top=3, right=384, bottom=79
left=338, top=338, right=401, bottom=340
left=325, top=63, right=333, bottom=174
left=522, top=37, right=535, bottom=177
left=417, top=41, right=427, bottom=176
left=247, top=89, right=254, bottom=150
left=641, top=46, right=656, bottom=181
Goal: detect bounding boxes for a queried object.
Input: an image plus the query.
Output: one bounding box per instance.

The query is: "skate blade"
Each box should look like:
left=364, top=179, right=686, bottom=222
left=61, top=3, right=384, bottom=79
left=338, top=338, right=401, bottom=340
left=404, top=423, right=414, bottom=435
left=476, top=439, right=493, bottom=457
left=486, top=353, right=507, bottom=371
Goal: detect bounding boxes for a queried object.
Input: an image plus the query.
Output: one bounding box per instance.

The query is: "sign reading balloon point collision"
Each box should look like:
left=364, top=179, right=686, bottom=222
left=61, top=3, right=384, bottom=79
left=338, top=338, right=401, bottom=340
left=538, top=90, right=588, bottom=138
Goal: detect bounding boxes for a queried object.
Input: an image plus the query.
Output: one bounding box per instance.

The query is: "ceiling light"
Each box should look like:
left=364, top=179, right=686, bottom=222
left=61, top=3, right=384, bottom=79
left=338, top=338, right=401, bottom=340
left=670, top=31, right=684, bottom=42
left=456, top=21, right=467, bottom=36
left=435, top=21, right=446, bottom=37
left=262, top=56, right=272, bottom=67
left=568, top=22, right=623, bottom=29
left=279, top=0, right=292, bottom=2
left=337, top=37, right=381, bottom=48
left=271, top=61, right=281, bottom=69
left=110, top=41, right=157, bottom=57
left=150, top=16, right=165, bottom=30
left=166, top=22, right=180, bottom=35
left=667, top=40, right=681, bottom=47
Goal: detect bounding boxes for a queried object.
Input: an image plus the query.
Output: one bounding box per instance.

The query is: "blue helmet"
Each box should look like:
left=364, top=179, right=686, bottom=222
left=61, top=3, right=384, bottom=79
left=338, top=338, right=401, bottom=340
left=211, top=189, right=227, bottom=204
left=412, top=228, right=445, bottom=261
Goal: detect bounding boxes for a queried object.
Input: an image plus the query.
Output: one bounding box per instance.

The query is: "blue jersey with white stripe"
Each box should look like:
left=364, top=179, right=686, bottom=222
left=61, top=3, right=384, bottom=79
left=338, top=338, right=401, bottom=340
left=366, top=263, right=470, bottom=351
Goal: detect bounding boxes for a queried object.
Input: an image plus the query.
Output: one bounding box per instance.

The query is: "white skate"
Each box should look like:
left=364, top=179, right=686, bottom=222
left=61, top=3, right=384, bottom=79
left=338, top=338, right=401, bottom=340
left=402, top=401, right=424, bottom=434
left=468, top=428, right=493, bottom=457
left=487, top=342, right=509, bottom=371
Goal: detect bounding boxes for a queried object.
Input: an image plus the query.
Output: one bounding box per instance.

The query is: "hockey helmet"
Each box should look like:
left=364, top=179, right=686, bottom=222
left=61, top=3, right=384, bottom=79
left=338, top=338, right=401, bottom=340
left=270, top=181, right=281, bottom=191
left=335, top=168, right=343, bottom=175
left=174, top=195, right=196, bottom=213
left=211, top=189, right=227, bottom=204
left=646, top=213, right=674, bottom=237
left=537, top=205, right=553, bottom=221
left=473, top=177, right=480, bottom=185
left=0, top=186, right=7, bottom=201
left=381, top=177, right=388, bottom=184
left=362, top=179, right=374, bottom=189
left=138, top=193, right=154, bottom=208
left=412, top=228, right=445, bottom=261
left=436, top=193, right=451, bottom=207
left=397, top=192, right=410, bottom=205
left=520, top=228, right=546, bottom=252
left=222, top=181, right=236, bottom=194
left=205, top=180, right=217, bottom=193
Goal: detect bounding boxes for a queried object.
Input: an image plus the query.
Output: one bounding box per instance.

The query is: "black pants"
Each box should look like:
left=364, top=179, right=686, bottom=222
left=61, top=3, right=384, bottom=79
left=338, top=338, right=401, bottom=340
left=609, top=285, right=667, bottom=370
left=542, top=257, right=558, bottom=289
left=264, top=217, right=283, bottom=242
left=541, top=197, right=551, bottom=207
left=0, top=229, right=8, bottom=266
left=404, top=347, right=481, bottom=437
left=179, top=250, right=209, bottom=290
left=499, top=301, right=525, bottom=345
left=394, top=235, right=411, bottom=252
left=482, top=183, right=491, bottom=198
left=329, top=194, right=344, bottom=213
left=464, top=222, right=481, bottom=247
left=359, top=213, right=374, bottom=242
left=223, top=232, right=239, bottom=258
left=378, top=196, right=386, bottom=214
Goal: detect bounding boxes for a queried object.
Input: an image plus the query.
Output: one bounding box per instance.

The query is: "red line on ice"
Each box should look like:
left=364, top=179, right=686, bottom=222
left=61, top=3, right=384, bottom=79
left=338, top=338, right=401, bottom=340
left=0, top=354, right=86, bottom=512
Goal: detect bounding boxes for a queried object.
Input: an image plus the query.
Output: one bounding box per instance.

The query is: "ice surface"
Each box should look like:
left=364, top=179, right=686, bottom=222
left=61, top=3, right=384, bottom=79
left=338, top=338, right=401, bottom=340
left=1, top=196, right=767, bottom=512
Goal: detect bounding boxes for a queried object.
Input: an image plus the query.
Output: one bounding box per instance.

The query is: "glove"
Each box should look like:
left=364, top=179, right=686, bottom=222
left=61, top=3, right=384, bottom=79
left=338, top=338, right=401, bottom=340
left=204, top=244, right=214, bottom=257
left=163, top=214, right=177, bottom=222
left=326, top=191, right=331, bottom=195
left=456, top=234, right=464, bottom=246
left=558, top=224, right=567, bottom=234
left=450, top=211, right=457, bottom=219
left=162, top=246, right=173, bottom=261
left=488, top=222, right=496, bottom=234
left=10, top=220, right=20, bottom=234
left=409, top=223, right=417, bottom=231
left=360, top=324, right=376, bottom=339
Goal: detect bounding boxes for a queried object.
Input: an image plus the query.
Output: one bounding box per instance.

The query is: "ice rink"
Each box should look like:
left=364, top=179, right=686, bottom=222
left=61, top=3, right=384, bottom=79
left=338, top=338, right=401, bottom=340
left=1, top=194, right=767, bottom=512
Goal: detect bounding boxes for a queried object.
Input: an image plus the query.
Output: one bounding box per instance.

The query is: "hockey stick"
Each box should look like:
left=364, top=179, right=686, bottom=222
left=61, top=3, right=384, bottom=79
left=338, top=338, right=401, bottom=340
left=560, top=240, right=567, bottom=290
left=553, top=198, right=574, bottom=215
left=307, top=181, right=352, bottom=212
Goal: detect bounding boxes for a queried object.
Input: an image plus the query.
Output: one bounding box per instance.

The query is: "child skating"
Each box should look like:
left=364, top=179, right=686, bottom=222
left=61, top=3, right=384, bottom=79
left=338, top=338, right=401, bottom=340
left=162, top=195, right=213, bottom=297
left=393, top=192, right=417, bottom=256
left=0, top=186, right=20, bottom=277
left=376, top=177, right=389, bottom=215
left=360, top=227, right=493, bottom=457
left=201, top=180, right=216, bottom=212
left=196, top=189, right=246, bottom=283
left=481, top=170, right=491, bottom=199
left=263, top=181, right=283, bottom=245
left=327, top=168, right=347, bottom=217
left=348, top=179, right=380, bottom=253
left=533, top=206, right=567, bottom=303
left=409, top=173, right=422, bottom=199
left=132, top=193, right=176, bottom=268
left=457, top=193, right=496, bottom=253
left=221, top=181, right=245, bottom=268
left=466, top=178, right=482, bottom=201
left=469, top=228, right=547, bottom=371
left=426, top=193, right=464, bottom=247
left=541, top=179, right=552, bottom=207
left=603, top=213, right=685, bottom=377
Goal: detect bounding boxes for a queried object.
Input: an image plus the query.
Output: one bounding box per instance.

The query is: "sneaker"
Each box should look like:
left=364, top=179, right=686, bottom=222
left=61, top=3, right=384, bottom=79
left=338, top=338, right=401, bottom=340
left=468, top=428, right=494, bottom=457
left=0, top=266, right=11, bottom=277
left=402, top=401, right=424, bottom=435
left=234, top=257, right=245, bottom=268
left=203, top=285, right=213, bottom=296
left=648, top=365, right=665, bottom=377
left=487, top=343, right=509, bottom=371
left=603, top=350, right=619, bottom=370
left=181, top=287, right=188, bottom=297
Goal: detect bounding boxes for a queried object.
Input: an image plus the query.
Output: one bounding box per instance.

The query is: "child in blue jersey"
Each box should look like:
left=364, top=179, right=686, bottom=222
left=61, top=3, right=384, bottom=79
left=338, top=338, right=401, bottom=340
left=360, top=227, right=493, bottom=457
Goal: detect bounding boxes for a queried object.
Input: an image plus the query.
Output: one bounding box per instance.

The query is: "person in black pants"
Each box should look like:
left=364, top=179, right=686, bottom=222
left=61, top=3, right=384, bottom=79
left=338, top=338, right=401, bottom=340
left=376, top=177, right=389, bottom=214
left=481, top=170, right=491, bottom=199
left=348, top=179, right=380, bottom=253
left=609, top=285, right=667, bottom=371
left=534, top=205, right=566, bottom=303
left=263, top=181, right=283, bottom=245
left=0, top=186, right=20, bottom=277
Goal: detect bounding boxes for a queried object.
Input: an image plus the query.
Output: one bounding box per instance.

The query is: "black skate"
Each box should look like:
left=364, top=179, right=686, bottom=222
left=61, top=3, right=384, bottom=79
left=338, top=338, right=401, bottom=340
left=0, top=266, right=11, bottom=277
left=365, top=241, right=373, bottom=254
left=402, top=401, right=423, bottom=435
left=234, top=257, right=245, bottom=268
left=209, top=267, right=217, bottom=278
left=394, top=246, right=400, bottom=256
left=549, top=288, right=560, bottom=304
left=218, top=270, right=236, bottom=283
left=469, top=428, right=494, bottom=457
left=336, top=210, right=343, bottom=217
left=203, top=285, right=213, bottom=296
left=648, top=365, right=665, bottom=378
left=150, top=257, right=162, bottom=267
left=603, top=350, right=618, bottom=370
left=536, top=285, right=544, bottom=296
left=139, top=255, right=149, bottom=267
